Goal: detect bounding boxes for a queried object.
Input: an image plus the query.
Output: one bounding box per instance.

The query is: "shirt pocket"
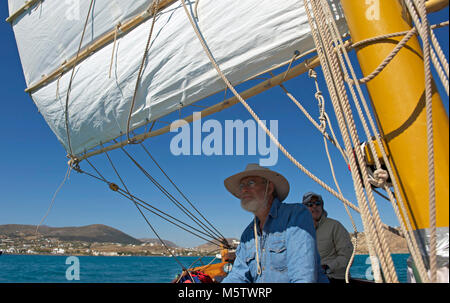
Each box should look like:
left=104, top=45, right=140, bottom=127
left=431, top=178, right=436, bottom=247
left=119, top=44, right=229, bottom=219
left=269, top=240, right=287, bottom=272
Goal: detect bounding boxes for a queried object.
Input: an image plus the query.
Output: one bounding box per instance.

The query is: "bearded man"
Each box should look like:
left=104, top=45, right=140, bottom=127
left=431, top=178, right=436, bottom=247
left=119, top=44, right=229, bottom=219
left=221, top=164, right=328, bottom=283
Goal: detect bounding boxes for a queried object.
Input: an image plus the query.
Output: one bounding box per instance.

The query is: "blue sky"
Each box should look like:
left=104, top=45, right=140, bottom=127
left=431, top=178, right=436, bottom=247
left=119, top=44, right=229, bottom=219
left=0, top=2, right=448, bottom=248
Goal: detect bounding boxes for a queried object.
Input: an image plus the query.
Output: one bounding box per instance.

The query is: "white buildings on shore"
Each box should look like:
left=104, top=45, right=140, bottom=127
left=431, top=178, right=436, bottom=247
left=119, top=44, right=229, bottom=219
left=52, top=248, right=65, bottom=255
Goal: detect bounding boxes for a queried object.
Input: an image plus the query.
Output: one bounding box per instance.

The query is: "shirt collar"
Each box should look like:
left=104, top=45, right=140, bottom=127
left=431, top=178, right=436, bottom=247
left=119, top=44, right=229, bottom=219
left=254, top=197, right=281, bottom=227
left=268, top=197, right=281, bottom=219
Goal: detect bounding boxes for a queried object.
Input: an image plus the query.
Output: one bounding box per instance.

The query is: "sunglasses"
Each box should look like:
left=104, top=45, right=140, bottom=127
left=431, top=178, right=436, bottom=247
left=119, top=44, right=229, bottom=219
left=303, top=201, right=322, bottom=207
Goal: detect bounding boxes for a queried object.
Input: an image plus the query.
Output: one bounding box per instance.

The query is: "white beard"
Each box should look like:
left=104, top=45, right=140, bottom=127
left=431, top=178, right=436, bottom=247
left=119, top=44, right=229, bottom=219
left=240, top=195, right=269, bottom=214
left=240, top=182, right=271, bottom=214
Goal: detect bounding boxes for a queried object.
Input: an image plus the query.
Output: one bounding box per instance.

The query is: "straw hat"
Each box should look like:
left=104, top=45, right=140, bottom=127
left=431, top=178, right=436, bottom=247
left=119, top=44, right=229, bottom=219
left=224, top=163, right=290, bottom=201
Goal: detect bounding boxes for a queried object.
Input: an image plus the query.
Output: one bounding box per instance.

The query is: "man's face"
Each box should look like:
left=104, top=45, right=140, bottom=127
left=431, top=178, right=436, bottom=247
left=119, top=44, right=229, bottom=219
left=238, top=176, right=270, bottom=213
left=305, top=197, right=323, bottom=221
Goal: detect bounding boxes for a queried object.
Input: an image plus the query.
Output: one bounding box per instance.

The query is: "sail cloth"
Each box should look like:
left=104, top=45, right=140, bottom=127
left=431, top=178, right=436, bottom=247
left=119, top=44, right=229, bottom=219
left=9, top=0, right=347, bottom=157
left=7, top=0, right=29, bottom=16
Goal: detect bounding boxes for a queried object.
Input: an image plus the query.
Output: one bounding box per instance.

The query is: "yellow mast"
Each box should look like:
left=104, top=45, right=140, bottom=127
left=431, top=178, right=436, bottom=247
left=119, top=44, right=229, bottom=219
left=340, top=0, right=448, bottom=280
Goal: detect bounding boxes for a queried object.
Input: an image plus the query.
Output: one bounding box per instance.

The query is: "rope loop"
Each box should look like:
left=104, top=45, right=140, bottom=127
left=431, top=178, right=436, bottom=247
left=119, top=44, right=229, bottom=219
left=67, top=155, right=81, bottom=172
left=369, top=169, right=389, bottom=188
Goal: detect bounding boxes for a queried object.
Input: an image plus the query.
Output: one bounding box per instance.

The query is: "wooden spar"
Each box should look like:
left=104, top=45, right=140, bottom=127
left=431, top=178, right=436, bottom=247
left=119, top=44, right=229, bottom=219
left=5, top=0, right=43, bottom=23
left=76, top=55, right=321, bottom=162
left=426, top=0, right=449, bottom=13
left=340, top=0, right=449, bottom=233
left=22, top=0, right=178, bottom=93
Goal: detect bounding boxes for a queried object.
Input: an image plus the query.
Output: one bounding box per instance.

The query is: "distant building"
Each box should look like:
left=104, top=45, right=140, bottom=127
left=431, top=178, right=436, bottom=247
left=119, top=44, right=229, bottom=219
left=52, top=248, right=65, bottom=254
left=6, top=248, right=16, bottom=253
left=101, top=252, right=118, bottom=256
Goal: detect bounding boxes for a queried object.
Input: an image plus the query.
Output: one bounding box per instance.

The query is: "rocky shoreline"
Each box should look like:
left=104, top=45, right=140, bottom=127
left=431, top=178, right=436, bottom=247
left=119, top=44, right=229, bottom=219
left=351, top=227, right=409, bottom=254
left=0, top=224, right=409, bottom=257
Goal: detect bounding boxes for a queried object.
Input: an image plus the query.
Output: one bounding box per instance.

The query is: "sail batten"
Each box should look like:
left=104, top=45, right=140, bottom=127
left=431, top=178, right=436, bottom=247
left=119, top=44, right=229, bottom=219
left=10, top=0, right=347, bottom=156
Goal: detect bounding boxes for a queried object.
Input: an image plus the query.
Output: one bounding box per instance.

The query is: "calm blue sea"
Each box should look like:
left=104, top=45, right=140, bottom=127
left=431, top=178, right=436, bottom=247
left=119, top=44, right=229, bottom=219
left=0, top=254, right=410, bottom=283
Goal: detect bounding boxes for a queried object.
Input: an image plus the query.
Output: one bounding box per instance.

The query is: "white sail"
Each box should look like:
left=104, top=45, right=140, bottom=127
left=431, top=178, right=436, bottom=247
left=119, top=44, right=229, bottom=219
left=8, top=0, right=30, bottom=16
left=9, top=0, right=347, bottom=156
left=9, top=0, right=151, bottom=85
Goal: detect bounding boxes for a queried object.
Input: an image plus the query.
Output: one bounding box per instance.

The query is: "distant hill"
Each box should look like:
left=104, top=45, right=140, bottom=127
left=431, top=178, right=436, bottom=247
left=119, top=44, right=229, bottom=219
left=139, top=238, right=179, bottom=248
left=0, top=224, right=141, bottom=245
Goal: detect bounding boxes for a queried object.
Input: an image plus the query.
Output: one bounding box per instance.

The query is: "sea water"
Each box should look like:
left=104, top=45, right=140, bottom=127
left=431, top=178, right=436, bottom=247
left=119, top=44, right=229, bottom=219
left=0, top=254, right=410, bottom=283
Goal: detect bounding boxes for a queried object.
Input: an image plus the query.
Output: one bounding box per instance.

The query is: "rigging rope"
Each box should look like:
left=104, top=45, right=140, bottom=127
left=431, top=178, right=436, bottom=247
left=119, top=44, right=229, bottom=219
left=308, top=68, right=359, bottom=283
left=322, top=0, right=431, bottom=282
left=116, top=141, right=227, bottom=244
left=187, top=247, right=221, bottom=270
left=270, top=71, right=349, bottom=166
left=64, top=0, right=95, bottom=158
left=72, top=159, right=223, bottom=248
left=346, top=22, right=449, bottom=95
left=305, top=0, right=398, bottom=282
left=348, top=20, right=449, bottom=96
left=409, top=0, right=437, bottom=283
left=324, top=0, right=438, bottom=282
left=348, top=27, right=418, bottom=85
left=101, top=146, right=188, bottom=271
left=36, top=165, right=73, bottom=236
left=305, top=1, right=387, bottom=283
left=194, top=0, right=200, bottom=19
left=317, top=0, right=438, bottom=282
left=319, top=0, right=423, bottom=282
left=275, top=64, right=362, bottom=283
left=139, top=142, right=228, bottom=244
left=126, top=0, right=161, bottom=144
left=309, top=69, right=349, bottom=165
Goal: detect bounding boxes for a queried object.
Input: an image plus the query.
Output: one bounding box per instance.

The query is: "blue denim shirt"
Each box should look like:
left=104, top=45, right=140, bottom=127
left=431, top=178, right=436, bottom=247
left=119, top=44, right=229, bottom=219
left=222, top=198, right=329, bottom=283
